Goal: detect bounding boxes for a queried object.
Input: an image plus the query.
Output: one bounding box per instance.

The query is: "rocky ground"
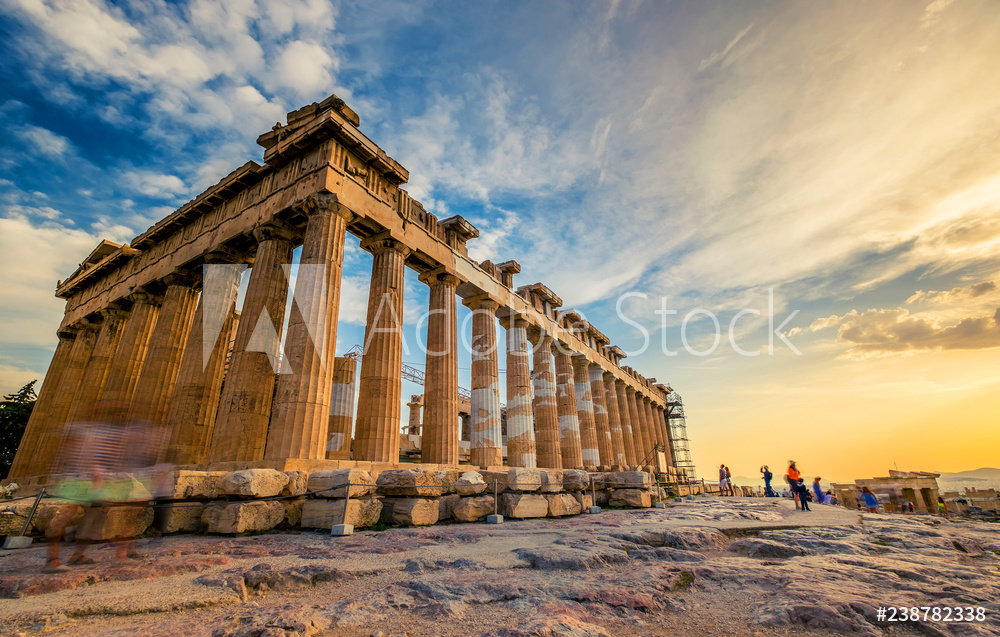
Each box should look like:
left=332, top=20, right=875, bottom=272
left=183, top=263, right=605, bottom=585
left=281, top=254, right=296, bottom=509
left=0, top=498, right=998, bottom=636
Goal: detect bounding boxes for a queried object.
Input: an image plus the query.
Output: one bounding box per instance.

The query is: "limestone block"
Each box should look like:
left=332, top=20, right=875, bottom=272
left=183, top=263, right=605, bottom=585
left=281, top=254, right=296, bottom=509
left=100, top=474, right=153, bottom=502
left=609, top=471, right=653, bottom=489
left=479, top=470, right=509, bottom=493
left=282, top=471, right=309, bottom=496
left=501, top=493, right=548, bottom=519
left=76, top=505, right=154, bottom=541
left=163, top=471, right=228, bottom=499
left=308, top=469, right=376, bottom=498
left=571, top=492, right=594, bottom=510
left=609, top=489, right=652, bottom=508
left=0, top=511, right=22, bottom=536
left=595, top=489, right=609, bottom=507
left=218, top=469, right=290, bottom=498
left=159, top=503, right=205, bottom=534
left=301, top=498, right=382, bottom=529
left=385, top=498, right=440, bottom=526
left=283, top=498, right=304, bottom=527
left=506, top=468, right=541, bottom=492
left=562, top=470, right=591, bottom=491
left=455, top=471, right=487, bottom=496
left=436, top=470, right=461, bottom=494
left=439, top=493, right=461, bottom=521
left=547, top=493, right=582, bottom=517
left=202, top=501, right=285, bottom=534
left=376, top=469, right=443, bottom=497
left=453, top=495, right=495, bottom=522
left=539, top=469, right=564, bottom=493
left=29, top=503, right=85, bottom=534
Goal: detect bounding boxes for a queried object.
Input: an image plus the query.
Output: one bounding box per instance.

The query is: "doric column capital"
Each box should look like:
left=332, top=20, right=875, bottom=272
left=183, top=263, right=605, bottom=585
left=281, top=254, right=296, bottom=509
left=570, top=353, right=590, bottom=371
left=294, top=192, right=356, bottom=222
left=204, top=247, right=250, bottom=265
left=419, top=265, right=461, bottom=288
left=462, top=293, right=499, bottom=313
left=55, top=325, right=79, bottom=340
left=100, top=306, right=129, bottom=322
left=163, top=270, right=201, bottom=290
left=252, top=220, right=297, bottom=244
left=128, top=288, right=163, bottom=307
left=360, top=231, right=412, bottom=258
left=625, top=385, right=637, bottom=395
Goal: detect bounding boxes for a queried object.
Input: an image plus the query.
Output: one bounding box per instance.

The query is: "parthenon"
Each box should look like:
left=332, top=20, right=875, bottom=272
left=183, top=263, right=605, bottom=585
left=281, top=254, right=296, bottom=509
left=7, top=94, right=678, bottom=484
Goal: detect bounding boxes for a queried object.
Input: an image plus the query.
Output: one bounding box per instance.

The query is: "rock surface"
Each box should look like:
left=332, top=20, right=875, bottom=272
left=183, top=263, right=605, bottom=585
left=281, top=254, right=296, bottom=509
left=202, top=501, right=285, bottom=534
left=217, top=469, right=289, bottom=498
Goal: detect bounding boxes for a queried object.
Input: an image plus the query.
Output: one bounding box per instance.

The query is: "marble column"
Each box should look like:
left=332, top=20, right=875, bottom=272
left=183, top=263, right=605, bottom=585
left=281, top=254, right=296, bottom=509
left=530, top=330, right=561, bottom=469
left=571, top=355, right=599, bottom=469
left=406, top=396, right=422, bottom=435
left=420, top=270, right=460, bottom=466
left=657, top=405, right=675, bottom=467
left=267, top=201, right=353, bottom=461
left=641, top=397, right=660, bottom=467
left=210, top=223, right=294, bottom=462
left=95, top=290, right=162, bottom=425
left=31, top=323, right=100, bottom=476
left=326, top=355, right=357, bottom=456
left=602, top=373, right=628, bottom=468
left=165, top=258, right=243, bottom=465
left=589, top=364, right=613, bottom=468
left=625, top=387, right=647, bottom=462
left=127, top=273, right=200, bottom=428
left=8, top=328, right=77, bottom=478
left=552, top=348, right=583, bottom=470
left=354, top=235, right=410, bottom=463
left=66, top=307, right=129, bottom=425
left=646, top=397, right=665, bottom=449
left=502, top=316, right=536, bottom=468
left=614, top=380, right=639, bottom=467
left=466, top=296, right=503, bottom=467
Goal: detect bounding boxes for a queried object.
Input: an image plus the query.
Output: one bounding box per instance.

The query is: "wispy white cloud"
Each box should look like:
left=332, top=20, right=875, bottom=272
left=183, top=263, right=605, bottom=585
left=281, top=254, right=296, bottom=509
left=14, top=124, right=72, bottom=157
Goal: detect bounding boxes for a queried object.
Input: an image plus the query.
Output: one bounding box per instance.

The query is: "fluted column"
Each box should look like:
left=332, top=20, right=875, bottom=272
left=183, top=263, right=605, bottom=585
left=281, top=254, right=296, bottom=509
left=354, top=235, right=410, bottom=463
left=645, top=397, right=664, bottom=449
left=502, top=316, right=535, bottom=467
left=657, top=405, right=675, bottom=467
left=406, top=397, right=422, bottom=435
left=267, top=200, right=353, bottom=461
left=326, top=355, right=357, bottom=456
left=641, top=397, right=660, bottom=468
left=9, top=328, right=78, bottom=479
left=66, top=307, right=129, bottom=425
left=571, top=355, right=599, bottom=469
left=127, top=273, right=200, bottom=428
left=552, top=348, right=583, bottom=470
left=530, top=330, right=561, bottom=469
left=165, top=258, right=243, bottom=465
left=602, top=373, right=627, bottom=467
left=466, top=296, right=502, bottom=467
left=95, top=290, right=162, bottom=425
left=419, top=271, right=460, bottom=466
left=211, top=223, right=294, bottom=462
left=614, top=380, right=639, bottom=467
left=626, top=387, right=647, bottom=462
left=31, top=323, right=100, bottom=476
left=589, top=364, right=613, bottom=468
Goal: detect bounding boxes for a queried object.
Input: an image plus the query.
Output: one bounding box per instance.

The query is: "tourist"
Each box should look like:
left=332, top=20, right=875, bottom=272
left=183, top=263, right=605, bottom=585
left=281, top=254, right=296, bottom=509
left=826, top=490, right=837, bottom=505
left=907, top=501, right=914, bottom=514
left=862, top=487, right=879, bottom=513
left=937, top=496, right=949, bottom=518
left=761, top=465, right=775, bottom=497
left=718, top=464, right=727, bottom=495
left=795, top=478, right=811, bottom=511
left=812, top=477, right=826, bottom=504
left=787, top=461, right=801, bottom=509
left=724, top=466, right=735, bottom=496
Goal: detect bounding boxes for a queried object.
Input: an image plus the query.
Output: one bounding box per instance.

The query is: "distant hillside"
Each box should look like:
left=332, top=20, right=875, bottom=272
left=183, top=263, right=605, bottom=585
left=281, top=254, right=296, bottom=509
left=937, top=467, right=1000, bottom=482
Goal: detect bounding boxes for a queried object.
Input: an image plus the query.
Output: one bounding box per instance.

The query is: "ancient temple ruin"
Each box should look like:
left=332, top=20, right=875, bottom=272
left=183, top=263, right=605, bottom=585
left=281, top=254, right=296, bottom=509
left=7, top=94, right=683, bottom=485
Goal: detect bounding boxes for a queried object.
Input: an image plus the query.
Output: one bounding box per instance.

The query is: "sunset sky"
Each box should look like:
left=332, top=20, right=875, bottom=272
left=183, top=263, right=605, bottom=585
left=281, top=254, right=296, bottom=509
left=1, top=1, right=997, bottom=483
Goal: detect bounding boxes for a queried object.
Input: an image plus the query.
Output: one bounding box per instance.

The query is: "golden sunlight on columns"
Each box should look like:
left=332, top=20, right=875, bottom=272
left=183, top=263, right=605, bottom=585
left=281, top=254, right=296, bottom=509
left=602, top=372, right=627, bottom=468
left=65, top=307, right=128, bottom=425
left=614, top=380, right=639, bottom=467
left=529, top=329, right=561, bottom=469
left=589, top=364, right=613, bottom=469
left=553, top=347, right=583, bottom=470
left=626, top=387, right=647, bottom=461
left=95, top=289, right=162, bottom=424
left=326, top=355, right=357, bottom=457
left=501, top=316, right=536, bottom=468
left=465, top=296, right=503, bottom=468
left=420, top=270, right=461, bottom=466
left=571, top=355, right=599, bottom=469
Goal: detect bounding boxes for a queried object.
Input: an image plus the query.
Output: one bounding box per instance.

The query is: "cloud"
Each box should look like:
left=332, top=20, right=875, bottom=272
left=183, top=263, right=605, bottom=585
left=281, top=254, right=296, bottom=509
left=698, top=23, right=755, bottom=71
left=121, top=170, right=188, bottom=198
left=15, top=124, right=72, bottom=157
left=907, top=281, right=998, bottom=305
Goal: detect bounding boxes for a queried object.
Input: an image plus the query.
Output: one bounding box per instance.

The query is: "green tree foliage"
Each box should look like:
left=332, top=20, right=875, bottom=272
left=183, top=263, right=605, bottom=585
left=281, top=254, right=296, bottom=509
left=0, top=381, right=37, bottom=479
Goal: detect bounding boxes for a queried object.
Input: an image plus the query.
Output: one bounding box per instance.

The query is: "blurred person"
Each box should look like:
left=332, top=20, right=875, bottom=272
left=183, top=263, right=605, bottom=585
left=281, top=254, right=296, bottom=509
left=862, top=487, right=879, bottom=513
left=719, top=464, right=727, bottom=496
left=724, top=466, right=735, bottom=496
left=812, top=477, right=826, bottom=504
left=795, top=478, right=811, bottom=511
left=761, top=465, right=775, bottom=497
left=787, top=461, right=801, bottom=509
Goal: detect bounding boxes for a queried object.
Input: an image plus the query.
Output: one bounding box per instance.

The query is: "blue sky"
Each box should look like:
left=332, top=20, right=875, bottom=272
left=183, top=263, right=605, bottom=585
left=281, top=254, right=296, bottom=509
left=1, top=0, right=999, bottom=480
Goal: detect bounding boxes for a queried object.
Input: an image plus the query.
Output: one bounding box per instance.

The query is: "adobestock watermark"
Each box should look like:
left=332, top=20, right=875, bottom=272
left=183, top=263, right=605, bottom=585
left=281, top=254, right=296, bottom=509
left=615, top=288, right=801, bottom=357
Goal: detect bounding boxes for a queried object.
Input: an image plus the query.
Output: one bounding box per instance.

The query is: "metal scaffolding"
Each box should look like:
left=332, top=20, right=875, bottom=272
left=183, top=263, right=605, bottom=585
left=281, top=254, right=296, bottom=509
left=665, top=389, right=697, bottom=479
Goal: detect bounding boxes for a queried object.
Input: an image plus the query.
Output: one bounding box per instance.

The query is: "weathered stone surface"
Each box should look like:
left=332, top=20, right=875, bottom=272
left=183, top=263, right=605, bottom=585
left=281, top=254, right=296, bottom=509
left=159, top=503, right=205, bottom=534
left=301, top=498, right=382, bottom=529
left=539, top=469, right=564, bottom=493
left=501, top=493, right=549, bottom=519
left=452, top=495, right=495, bottom=522
left=283, top=498, right=304, bottom=527
left=384, top=498, right=439, bottom=526
left=76, top=505, right=154, bottom=541
left=376, top=469, right=443, bottom=497
left=571, top=492, right=594, bottom=510
left=506, top=467, right=541, bottom=492
left=217, top=469, right=290, bottom=498
left=608, top=470, right=652, bottom=489
left=33, top=503, right=86, bottom=534
left=547, top=493, right=582, bottom=517
left=479, top=470, right=508, bottom=493
left=454, top=471, right=487, bottom=496
left=438, top=493, right=461, bottom=521
left=202, top=501, right=285, bottom=534
left=281, top=471, right=309, bottom=496
left=307, top=469, right=376, bottom=498
left=436, top=469, right=461, bottom=494
left=609, top=489, right=652, bottom=508
left=562, top=469, right=591, bottom=491
left=162, top=470, right=228, bottom=499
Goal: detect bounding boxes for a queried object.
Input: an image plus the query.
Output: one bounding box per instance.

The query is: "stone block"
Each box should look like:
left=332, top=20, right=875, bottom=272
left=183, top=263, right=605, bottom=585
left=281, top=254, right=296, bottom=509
left=546, top=493, right=582, bottom=517
left=159, top=503, right=205, bottom=534
left=571, top=492, right=594, bottom=510
left=0, top=511, right=23, bottom=536
left=452, top=495, right=495, bottom=522
left=162, top=470, right=228, bottom=499
left=282, top=471, right=309, bottom=496
left=283, top=498, right=304, bottom=527
left=595, top=489, right=609, bottom=506
left=487, top=514, right=503, bottom=524
left=609, top=471, right=653, bottom=489
left=562, top=470, right=590, bottom=491
left=454, top=471, right=487, bottom=496
left=3, top=536, right=32, bottom=549
left=436, top=469, right=461, bottom=494
left=609, top=489, right=652, bottom=508
left=218, top=469, right=289, bottom=498
left=97, top=474, right=153, bottom=502
left=376, top=469, right=443, bottom=497
left=384, top=498, right=439, bottom=526
left=76, top=505, right=154, bottom=541
left=202, top=501, right=285, bottom=534
left=539, top=469, right=564, bottom=493
left=331, top=524, right=353, bottom=536
left=34, top=503, right=85, bottom=534
left=479, top=471, right=508, bottom=493
left=301, top=498, right=382, bottom=529
left=438, top=493, right=461, bottom=521
left=506, top=468, right=541, bottom=492
left=308, top=469, right=376, bottom=498
left=501, top=493, right=548, bottom=519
